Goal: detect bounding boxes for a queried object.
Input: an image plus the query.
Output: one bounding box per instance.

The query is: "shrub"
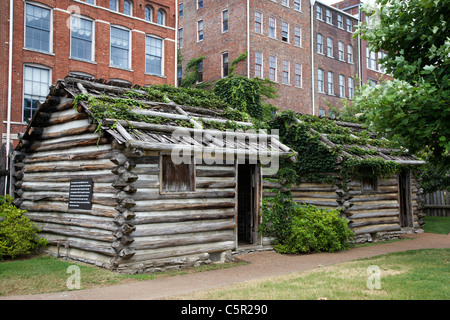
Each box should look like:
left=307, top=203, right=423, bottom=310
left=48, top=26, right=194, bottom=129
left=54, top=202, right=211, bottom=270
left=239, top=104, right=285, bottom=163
left=0, top=195, right=47, bottom=259
left=260, top=190, right=353, bottom=254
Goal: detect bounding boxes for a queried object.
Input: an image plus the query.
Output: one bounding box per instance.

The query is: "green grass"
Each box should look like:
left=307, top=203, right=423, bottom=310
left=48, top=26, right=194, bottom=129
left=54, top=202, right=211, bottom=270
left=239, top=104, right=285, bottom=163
left=0, top=254, right=246, bottom=297
left=174, top=249, right=450, bottom=300
left=422, top=216, right=450, bottom=235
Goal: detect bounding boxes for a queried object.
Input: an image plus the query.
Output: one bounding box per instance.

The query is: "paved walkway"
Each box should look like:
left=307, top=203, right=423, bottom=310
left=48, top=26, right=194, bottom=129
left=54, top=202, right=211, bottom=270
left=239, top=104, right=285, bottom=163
left=2, top=232, right=449, bottom=300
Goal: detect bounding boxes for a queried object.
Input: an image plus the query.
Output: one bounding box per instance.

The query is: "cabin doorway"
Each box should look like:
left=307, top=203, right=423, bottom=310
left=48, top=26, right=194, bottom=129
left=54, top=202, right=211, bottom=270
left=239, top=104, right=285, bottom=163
left=399, top=171, right=413, bottom=228
left=237, top=164, right=261, bottom=246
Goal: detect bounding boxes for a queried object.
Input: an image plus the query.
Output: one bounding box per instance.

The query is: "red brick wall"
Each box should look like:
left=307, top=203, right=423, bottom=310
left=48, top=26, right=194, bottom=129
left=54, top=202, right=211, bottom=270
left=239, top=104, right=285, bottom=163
left=2, top=0, right=176, bottom=146
left=314, top=1, right=359, bottom=115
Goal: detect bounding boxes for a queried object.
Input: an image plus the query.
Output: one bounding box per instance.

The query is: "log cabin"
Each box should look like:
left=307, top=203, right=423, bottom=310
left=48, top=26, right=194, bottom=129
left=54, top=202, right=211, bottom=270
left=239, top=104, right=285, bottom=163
left=264, top=112, right=426, bottom=244
left=12, top=76, right=293, bottom=273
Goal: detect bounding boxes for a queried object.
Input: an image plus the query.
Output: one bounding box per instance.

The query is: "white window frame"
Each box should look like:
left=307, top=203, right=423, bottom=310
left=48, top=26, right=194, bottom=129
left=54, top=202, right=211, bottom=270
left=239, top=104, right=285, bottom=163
left=145, top=5, right=153, bottom=22
left=281, top=0, right=289, bottom=7
left=22, top=64, right=51, bottom=123
left=348, top=77, right=354, bottom=99
left=197, top=20, right=204, bottom=42
left=294, top=26, right=301, bottom=47
left=294, top=0, right=301, bottom=11
left=317, top=33, right=323, bottom=54
left=222, top=9, right=229, bottom=33
left=255, top=12, right=263, bottom=34
left=325, top=10, right=332, bottom=24
left=338, top=41, right=344, bottom=61
left=123, top=0, right=133, bottom=16
left=346, top=18, right=352, bottom=32
left=347, top=44, right=353, bottom=63
left=294, top=63, right=302, bottom=88
left=197, top=0, right=204, bottom=10
left=110, top=0, right=118, bottom=11
left=327, top=37, right=333, bottom=57
left=255, top=51, right=263, bottom=78
left=24, top=2, right=53, bottom=54
left=145, top=34, right=164, bottom=77
left=316, top=5, right=322, bottom=20
left=157, top=9, right=166, bottom=26
left=269, top=55, right=277, bottom=82
left=337, top=15, right=343, bottom=29
left=328, top=71, right=334, bottom=95
left=222, top=52, right=229, bottom=78
left=282, top=60, right=290, bottom=85
left=339, top=74, right=345, bottom=97
left=110, top=25, right=131, bottom=70
left=281, top=22, right=289, bottom=43
left=268, top=17, right=276, bottom=39
left=318, top=69, right=324, bottom=93
left=70, top=15, right=95, bottom=62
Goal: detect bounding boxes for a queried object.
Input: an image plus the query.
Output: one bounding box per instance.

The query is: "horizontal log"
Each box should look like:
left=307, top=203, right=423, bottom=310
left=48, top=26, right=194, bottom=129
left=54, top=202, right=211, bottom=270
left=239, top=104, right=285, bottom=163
left=349, top=218, right=399, bottom=228
left=196, top=170, right=235, bottom=178
left=133, top=208, right=235, bottom=225
left=26, top=214, right=116, bottom=231
left=28, top=136, right=109, bottom=153
left=133, top=199, right=235, bottom=212
left=424, top=204, right=450, bottom=209
left=24, top=145, right=114, bottom=163
left=133, top=232, right=234, bottom=250
left=36, top=224, right=115, bottom=242
left=133, top=219, right=235, bottom=237
left=352, top=224, right=401, bottom=235
left=20, top=201, right=116, bottom=217
left=293, top=199, right=339, bottom=207
left=22, top=159, right=116, bottom=173
left=350, top=203, right=399, bottom=211
left=350, top=210, right=399, bottom=220
left=20, top=191, right=116, bottom=207
left=46, top=239, right=116, bottom=257
left=132, top=190, right=235, bottom=201
left=22, top=170, right=116, bottom=183
left=351, top=194, right=398, bottom=202
left=20, top=182, right=115, bottom=193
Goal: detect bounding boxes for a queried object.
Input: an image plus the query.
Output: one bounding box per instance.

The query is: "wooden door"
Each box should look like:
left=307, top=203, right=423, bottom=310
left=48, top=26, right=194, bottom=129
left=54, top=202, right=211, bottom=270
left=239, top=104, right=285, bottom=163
left=399, top=171, right=413, bottom=228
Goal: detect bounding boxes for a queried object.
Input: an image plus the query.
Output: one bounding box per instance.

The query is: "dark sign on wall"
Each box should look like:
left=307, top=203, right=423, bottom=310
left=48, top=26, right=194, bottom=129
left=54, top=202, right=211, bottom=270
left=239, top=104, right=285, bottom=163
left=69, top=179, right=93, bottom=210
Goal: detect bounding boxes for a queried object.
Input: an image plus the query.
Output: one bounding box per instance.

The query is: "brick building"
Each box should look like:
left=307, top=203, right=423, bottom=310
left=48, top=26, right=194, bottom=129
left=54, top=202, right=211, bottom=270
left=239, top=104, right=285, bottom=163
left=1, top=0, right=177, bottom=150
left=178, top=0, right=314, bottom=115
left=313, top=0, right=359, bottom=116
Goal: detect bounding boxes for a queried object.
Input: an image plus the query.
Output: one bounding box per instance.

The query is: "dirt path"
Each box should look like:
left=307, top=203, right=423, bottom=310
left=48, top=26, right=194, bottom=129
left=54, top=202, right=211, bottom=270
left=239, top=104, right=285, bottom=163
left=2, top=232, right=449, bottom=300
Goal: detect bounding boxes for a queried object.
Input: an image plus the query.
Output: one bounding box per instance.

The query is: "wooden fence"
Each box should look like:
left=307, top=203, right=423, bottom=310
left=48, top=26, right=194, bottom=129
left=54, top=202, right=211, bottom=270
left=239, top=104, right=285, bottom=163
left=424, top=190, right=450, bottom=217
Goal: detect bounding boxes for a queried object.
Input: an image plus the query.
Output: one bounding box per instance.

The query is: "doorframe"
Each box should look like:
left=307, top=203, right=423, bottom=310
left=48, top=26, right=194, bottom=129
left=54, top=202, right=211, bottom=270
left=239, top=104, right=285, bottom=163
left=398, top=170, right=413, bottom=228
left=235, top=162, right=262, bottom=247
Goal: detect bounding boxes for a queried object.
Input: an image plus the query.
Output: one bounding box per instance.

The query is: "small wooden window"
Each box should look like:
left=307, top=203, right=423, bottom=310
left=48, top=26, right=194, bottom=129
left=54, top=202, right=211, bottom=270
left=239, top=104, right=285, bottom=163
left=160, top=155, right=195, bottom=193
left=361, top=177, right=377, bottom=192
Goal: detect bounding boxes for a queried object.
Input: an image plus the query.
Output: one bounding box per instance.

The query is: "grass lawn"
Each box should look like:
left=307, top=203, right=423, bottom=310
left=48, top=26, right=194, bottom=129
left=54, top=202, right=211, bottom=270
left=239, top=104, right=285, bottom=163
left=173, top=249, right=450, bottom=300
left=422, top=216, right=450, bottom=235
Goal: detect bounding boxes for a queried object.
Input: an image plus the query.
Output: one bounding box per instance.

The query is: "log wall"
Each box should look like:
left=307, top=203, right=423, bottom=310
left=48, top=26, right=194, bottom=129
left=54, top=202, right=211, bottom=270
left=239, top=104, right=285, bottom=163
left=14, top=96, right=120, bottom=267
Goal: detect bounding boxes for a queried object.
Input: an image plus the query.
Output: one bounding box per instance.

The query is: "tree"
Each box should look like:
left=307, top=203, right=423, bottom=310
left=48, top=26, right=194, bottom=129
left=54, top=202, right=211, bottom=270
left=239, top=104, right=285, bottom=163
left=354, top=0, right=450, bottom=168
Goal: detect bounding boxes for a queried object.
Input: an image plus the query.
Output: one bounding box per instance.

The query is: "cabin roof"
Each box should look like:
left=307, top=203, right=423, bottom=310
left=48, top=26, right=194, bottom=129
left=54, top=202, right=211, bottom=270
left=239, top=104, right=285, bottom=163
left=17, top=76, right=293, bottom=158
left=292, top=114, right=424, bottom=165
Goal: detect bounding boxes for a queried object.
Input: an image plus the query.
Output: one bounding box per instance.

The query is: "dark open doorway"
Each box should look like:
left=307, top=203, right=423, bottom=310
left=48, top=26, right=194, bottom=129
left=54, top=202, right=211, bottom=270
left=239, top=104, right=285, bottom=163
left=399, top=170, right=413, bottom=228
left=237, top=164, right=260, bottom=245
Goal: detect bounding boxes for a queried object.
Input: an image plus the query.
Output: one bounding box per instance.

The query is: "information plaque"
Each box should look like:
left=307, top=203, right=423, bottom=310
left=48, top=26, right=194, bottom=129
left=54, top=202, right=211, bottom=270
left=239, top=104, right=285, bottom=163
left=69, top=179, right=93, bottom=210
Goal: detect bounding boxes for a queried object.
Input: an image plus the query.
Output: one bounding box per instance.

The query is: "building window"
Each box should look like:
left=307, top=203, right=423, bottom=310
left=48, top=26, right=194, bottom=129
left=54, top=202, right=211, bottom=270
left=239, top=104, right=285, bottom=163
left=348, top=77, right=354, bottom=98
left=179, top=3, right=183, bottom=18
left=85, top=0, right=95, bottom=4
left=325, top=10, right=332, bottom=24
left=347, top=44, right=353, bottom=63
left=378, top=52, right=387, bottom=73
left=177, top=66, right=182, bottom=87
left=294, top=26, right=301, bottom=47
left=269, top=17, right=276, bottom=38
left=198, top=0, right=203, bottom=9
left=222, top=9, right=229, bottom=33
left=110, top=26, right=130, bottom=69
left=255, top=52, right=262, bottom=78
left=160, top=155, right=195, bottom=193
left=327, top=37, right=333, bottom=57
left=269, top=55, right=276, bottom=82
left=346, top=18, right=352, bottom=32
left=145, top=35, right=163, bottom=76
left=282, top=60, right=289, bottom=85
left=25, top=3, right=51, bottom=53
left=295, top=63, right=302, bottom=87
left=367, top=48, right=377, bottom=70
left=318, top=69, right=324, bottom=92
left=368, top=78, right=377, bottom=88
left=317, top=33, right=323, bottom=54
left=281, top=0, right=288, bottom=7
left=110, top=0, right=118, bottom=11
left=123, top=0, right=132, bottom=16
left=197, top=20, right=204, bottom=41
left=198, top=61, right=203, bottom=83
left=145, top=5, right=153, bottom=22
left=319, top=107, right=325, bottom=117
left=337, top=15, right=343, bottom=28
left=338, top=41, right=344, bottom=61
left=281, top=22, right=289, bottom=42
left=255, top=12, right=262, bottom=34
left=222, top=52, right=229, bottom=77
left=361, top=177, right=377, bottom=192
left=339, top=75, right=345, bottom=97
left=70, top=16, right=93, bottom=62
left=316, top=6, right=322, bottom=20
left=23, top=65, right=50, bottom=122
left=294, top=0, right=301, bottom=11
left=157, top=9, right=166, bottom=25
left=328, top=71, right=334, bottom=95
left=178, top=28, right=183, bottom=48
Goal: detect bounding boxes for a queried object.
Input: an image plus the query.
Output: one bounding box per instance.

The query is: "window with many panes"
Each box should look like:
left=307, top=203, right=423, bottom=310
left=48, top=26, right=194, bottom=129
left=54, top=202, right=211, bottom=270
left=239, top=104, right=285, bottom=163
left=281, top=22, right=289, bottom=42
left=110, top=0, right=118, bottom=11
left=23, top=65, right=50, bottom=122
left=269, top=56, right=276, bottom=82
left=318, top=69, right=324, bottom=92
left=338, top=41, right=344, bottom=61
left=255, top=52, right=262, bottom=78
left=25, top=3, right=51, bottom=53
left=255, top=12, right=262, bottom=34
left=327, top=37, right=333, bottom=57
left=339, top=75, right=345, bottom=97
left=157, top=9, right=165, bottom=25
left=222, top=9, right=229, bottom=33
left=295, top=63, right=302, bottom=87
left=282, top=60, right=289, bottom=84
left=71, top=16, right=93, bottom=62
left=222, top=52, right=229, bottom=77
left=123, top=0, right=132, bottom=16
left=110, top=26, right=130, bottom=69
left=294, top=0, right=301, bottom=11
left=316, top=5, right=322, bottom=20
left=337, top=15, right=343, bottom=28
left=317, top=34, right=323, bottom=53
left=347, top=44, right=353, bottom=63
left=348, top=77, right=354, bottom=98
left=326, top=10, right=332, bottom=23
left=145, top=5, right=153, bottom=21
left=145, top=35, right=163, bottom=76
left=269, top=17, right=276, bottom=38
left=197, top=20, right=204, bottom=41
left=294, top=26, right=301, bottom=47
left=328, top=71, right=334, bottom=94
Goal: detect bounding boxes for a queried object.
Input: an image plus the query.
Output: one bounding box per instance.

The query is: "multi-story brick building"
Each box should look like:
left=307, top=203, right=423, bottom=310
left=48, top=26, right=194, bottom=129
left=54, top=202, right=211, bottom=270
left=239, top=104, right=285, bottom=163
left=178, top=0, right=314, bottom=115
left=313, top=0, right=359, bottom=116
left=1, top=0, right=177, bottom=150
left=333, top=0, right=392, bottom=87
